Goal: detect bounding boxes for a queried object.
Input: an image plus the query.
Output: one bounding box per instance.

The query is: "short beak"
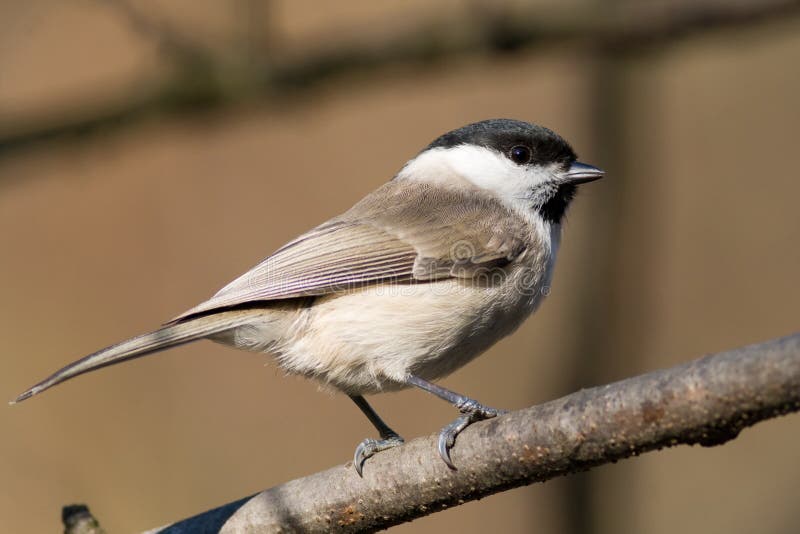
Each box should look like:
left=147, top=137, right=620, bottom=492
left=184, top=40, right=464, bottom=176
left=562, top=161, right=605, bottom=184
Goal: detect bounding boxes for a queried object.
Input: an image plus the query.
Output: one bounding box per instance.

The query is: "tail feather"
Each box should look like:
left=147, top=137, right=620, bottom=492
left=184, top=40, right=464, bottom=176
left=11, top=312, right=252, bottom=404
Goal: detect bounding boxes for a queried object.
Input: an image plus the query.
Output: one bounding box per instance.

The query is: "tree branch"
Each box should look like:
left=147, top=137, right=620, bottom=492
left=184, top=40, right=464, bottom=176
left=3, top=0, right=799, bottom=157
left=63, top=504, right=106, bottom=534
left=136, top=332, right=800, bottom=533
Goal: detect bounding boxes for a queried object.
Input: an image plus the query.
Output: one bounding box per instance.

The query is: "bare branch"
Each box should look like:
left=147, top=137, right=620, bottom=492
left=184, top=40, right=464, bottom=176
left=2, top=0, right=799, bottom=157
left=138, top=332, right=800, bottom=533
left=101, top=0, right=212, bottom=66
left=63, top=504, right=106, bottom=534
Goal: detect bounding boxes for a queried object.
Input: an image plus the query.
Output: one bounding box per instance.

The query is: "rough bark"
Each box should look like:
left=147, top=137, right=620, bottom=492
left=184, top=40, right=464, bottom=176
left=140, top=332, right=800, bottom=533
left=63, top=504, right=106, bottom=534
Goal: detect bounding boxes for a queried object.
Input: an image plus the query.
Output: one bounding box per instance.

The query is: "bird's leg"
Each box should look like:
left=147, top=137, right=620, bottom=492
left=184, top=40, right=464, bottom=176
left=350, top=395, right=404, bottom=476
left=406, top=375, right=507, bottom=469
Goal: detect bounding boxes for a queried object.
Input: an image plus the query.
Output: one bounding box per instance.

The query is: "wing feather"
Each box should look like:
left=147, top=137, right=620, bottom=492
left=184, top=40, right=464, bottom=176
left=172, top=180, right=531, bottom=321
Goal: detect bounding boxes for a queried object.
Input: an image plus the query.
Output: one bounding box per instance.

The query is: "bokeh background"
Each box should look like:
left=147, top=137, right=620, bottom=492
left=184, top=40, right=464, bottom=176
left=2, top=1, right=799, bottom=532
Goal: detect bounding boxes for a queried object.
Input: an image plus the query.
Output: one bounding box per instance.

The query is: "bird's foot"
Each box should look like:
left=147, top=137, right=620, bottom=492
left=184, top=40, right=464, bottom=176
left=438, top=399, right=507, bottom=469
left=353, top=433, right=404, bottom=477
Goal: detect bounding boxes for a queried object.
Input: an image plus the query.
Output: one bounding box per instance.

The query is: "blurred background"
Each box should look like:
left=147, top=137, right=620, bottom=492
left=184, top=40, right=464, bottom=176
left=1, top=1, right=799, bottom=532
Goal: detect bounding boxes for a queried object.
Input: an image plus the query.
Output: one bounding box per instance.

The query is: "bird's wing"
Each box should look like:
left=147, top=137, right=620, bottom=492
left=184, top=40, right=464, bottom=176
left=171, top=180, right=531, bottom=321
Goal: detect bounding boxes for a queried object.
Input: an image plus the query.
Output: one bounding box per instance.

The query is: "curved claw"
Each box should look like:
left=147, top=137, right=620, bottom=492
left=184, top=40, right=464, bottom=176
left=353, top=439, right=375, bottom=477
left=437, top=437, right=454, bottom=469
left=352, top=435, right=404, bottom=477
left=437, top=415, right=470, bottom=469
left=437, top=405, right=506, bottom=470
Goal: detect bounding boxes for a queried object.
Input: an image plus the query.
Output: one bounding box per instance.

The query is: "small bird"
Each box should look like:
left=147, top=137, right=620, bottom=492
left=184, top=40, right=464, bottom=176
left=12, top=119, right=603, bottom=475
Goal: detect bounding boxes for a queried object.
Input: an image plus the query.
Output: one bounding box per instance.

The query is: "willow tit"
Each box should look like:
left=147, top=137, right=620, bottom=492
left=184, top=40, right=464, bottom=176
left=13, top=119, right=603, bottom=475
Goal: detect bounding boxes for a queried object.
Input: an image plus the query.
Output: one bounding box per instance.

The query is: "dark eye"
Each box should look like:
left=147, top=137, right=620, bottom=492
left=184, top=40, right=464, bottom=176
left=509, top=145, right=532, bottom=165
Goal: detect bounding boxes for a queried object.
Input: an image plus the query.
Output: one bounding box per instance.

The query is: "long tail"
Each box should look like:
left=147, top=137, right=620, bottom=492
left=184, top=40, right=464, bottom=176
left=11, top=311, right=254, bottom=404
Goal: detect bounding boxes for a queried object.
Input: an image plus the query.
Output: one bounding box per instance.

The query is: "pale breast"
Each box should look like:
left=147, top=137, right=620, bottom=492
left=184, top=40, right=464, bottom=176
left=274, top=241, right=555, bottom=395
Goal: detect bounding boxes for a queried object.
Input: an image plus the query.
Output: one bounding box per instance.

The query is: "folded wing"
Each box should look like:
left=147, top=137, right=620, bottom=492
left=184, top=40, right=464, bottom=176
left=172, top=181, right=530, bottom=322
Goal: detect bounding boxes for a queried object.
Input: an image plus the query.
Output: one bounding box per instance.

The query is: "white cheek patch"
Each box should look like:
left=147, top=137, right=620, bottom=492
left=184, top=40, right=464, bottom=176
left=398, top=145, right=561, bottom=212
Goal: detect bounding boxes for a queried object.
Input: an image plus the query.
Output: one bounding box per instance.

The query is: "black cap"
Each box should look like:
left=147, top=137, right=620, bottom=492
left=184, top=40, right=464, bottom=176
left=426, top=119, right=576, bottom=166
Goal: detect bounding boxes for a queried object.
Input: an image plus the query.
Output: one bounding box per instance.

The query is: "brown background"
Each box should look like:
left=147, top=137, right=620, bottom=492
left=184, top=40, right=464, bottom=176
left=1, top=2, right=799, bottom=533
